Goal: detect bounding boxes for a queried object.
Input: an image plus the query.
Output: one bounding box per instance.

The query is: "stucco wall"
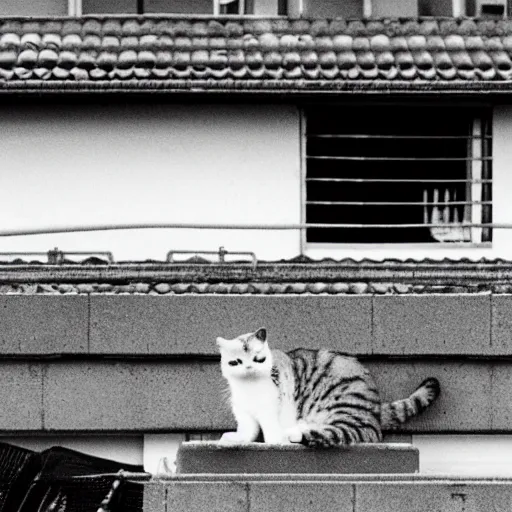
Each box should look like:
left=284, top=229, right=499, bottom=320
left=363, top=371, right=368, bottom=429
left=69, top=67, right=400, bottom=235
left=2, top=101, right=512, bottom=262
left=0, top=102, right=301, bottom=262
left=0, top=0, right=67, bottom=15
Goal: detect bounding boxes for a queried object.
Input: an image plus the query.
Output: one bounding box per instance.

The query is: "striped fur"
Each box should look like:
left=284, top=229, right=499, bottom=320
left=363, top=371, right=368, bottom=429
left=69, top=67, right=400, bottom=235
left=287, top=348, right=382, bottom=446
left=380, top=377, right=441, bottom=431
left=217, top=329, right=440, bottom=448
left=286, top=348, right=440, bottom=447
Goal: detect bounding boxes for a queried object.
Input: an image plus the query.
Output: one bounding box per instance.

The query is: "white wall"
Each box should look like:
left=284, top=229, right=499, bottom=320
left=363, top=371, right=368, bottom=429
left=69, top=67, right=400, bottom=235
left=0, top=102, right=301, bottom=262
left=2, top=101, right=512, bottom=263
left=0, top=0, right=68, bottom=15
left=487, top=105, right=512, bottom=259
left=416, top=435, right=512, bottom=476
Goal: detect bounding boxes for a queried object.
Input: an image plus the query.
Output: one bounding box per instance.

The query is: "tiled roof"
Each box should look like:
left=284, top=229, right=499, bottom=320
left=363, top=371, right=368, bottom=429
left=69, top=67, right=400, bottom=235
left=1, top=258, right=512, bottom=292
left=2, top=16, right=512, bottom=93
left=5, top=281, right=512, bottom=294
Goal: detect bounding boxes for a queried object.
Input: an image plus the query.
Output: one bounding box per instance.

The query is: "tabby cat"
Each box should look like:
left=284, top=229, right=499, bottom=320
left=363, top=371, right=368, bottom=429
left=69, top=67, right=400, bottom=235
left=217, top=328, right=440, bottom=447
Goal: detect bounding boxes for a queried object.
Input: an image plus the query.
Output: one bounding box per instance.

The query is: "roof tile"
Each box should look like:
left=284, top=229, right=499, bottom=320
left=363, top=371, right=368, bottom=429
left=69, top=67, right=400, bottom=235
left=2, top=16, right=512, bottom=93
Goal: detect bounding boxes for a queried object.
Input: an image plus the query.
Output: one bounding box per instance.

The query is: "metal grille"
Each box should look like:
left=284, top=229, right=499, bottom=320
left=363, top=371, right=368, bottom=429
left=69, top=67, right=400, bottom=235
left=80, top=0, right=244, bottom=14
left=305, top=105, right=493, bottom=245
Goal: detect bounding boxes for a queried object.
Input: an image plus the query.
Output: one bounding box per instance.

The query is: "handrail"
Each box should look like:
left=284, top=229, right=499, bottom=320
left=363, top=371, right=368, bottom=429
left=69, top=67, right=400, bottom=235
left=0, top=249, right=114, bottom=263
left=0, top=222, right=509, bottom=237
left=167, top=247, right=257, bottom=267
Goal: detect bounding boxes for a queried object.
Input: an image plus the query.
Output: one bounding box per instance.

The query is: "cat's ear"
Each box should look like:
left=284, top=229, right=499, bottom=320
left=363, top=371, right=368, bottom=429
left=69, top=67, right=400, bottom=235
left=254, top=328, right=267, bottom=342
left=216, top=337, right=227, bottom=349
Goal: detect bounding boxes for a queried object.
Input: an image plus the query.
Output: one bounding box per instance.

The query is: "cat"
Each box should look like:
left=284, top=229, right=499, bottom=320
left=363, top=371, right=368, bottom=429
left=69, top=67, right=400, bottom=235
left=216, top=328, right=440, bottom=447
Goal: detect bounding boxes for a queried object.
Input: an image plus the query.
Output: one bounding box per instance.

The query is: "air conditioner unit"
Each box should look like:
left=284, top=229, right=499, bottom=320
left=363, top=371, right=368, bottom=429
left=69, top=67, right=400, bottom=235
left=476, top=0, right=507, bottom=17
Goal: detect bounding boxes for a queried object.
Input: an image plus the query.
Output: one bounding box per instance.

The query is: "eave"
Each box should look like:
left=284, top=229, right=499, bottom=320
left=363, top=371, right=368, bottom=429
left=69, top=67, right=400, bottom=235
left=2, top=15, right=512, bottom=95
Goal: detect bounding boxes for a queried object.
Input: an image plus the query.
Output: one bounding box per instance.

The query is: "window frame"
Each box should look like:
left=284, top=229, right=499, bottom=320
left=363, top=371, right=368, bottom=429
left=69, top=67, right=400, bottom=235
left=70, top=0, right=248, bottom=15
left=6, top=0, right=498, bottom=18
left=300, top=102, right=493, bottom=254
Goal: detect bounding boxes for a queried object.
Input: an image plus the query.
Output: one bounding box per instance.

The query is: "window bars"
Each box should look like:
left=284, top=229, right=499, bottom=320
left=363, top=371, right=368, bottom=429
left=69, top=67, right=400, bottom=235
left=305, top=105, right=492, bottom=245
left=73, top=0, right=246, bottom=15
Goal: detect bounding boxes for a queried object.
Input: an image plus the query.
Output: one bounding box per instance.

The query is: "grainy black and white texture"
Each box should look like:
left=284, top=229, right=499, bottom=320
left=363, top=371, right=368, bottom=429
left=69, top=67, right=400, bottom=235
left=286, top=348, right=440, bottom=447
left=218, top=329, right=440, bottom=447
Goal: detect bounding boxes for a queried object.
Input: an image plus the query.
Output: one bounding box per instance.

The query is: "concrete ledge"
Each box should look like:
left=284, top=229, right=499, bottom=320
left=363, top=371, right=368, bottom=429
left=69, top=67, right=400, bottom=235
left=143, top=476, right=512, bottom=512
left=0, top=359, right=507, bottom=432
left=0, top=294, right=511, bottom=356
left=175, top=442, right=419, bottom=474
left=373, top=295, right=491, bottom=355
left=89, top=295, right=372, bottom=355
left=0, top=296, right=88, bottom=354
left=89, top=294, right=494, bottom=356
left=38, top=360, right=474, bottom=432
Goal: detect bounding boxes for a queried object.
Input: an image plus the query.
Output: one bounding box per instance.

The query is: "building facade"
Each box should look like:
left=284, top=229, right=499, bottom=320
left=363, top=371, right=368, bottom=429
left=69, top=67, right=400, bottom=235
left=1, top=0, right=512, bottom=489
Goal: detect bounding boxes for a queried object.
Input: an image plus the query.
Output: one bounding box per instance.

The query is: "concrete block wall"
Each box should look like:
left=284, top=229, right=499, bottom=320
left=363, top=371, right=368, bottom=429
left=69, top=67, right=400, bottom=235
left=1, top=358, right=509, bottom=432
left=0, top=293, right=510, bottom=434
left=2, top=293, right=509, bottom=357
left=143, top=475, right=512, bottom=512
left=3, top=290, right=512, bottom=512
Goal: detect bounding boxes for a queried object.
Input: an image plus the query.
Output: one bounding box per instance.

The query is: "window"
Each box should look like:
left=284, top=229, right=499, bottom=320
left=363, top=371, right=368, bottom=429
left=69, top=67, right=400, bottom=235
left=80, top=0, right=247, bottom=14
left=305, top=105, right=492, bottom=246
left=475, top=0, right=507, bottom=16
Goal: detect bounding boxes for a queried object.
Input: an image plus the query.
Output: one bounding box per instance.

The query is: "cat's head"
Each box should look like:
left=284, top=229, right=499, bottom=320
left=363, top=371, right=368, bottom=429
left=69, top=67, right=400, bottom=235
left=216, top=328, right=273, bottom=380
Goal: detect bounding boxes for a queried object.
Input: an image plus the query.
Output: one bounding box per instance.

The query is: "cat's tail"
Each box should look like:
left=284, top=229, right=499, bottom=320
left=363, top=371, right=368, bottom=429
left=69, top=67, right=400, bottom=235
left=380, top=377, right=440, bottom=431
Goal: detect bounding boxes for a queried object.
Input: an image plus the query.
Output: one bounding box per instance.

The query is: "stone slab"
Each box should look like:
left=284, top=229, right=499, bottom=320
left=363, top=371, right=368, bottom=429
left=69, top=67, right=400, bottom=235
left=489, top=362, right=512, bottom=430
left=355, top=482, right=512, bottom=512
left=42, top=361, right=232, bottom=431
left=0, top=296, right=88, bottom=354
left=373, top=294, right=491, bottom=355
left=144, top=477, right=512, bottom=512
left=0, top=293, right=499, bottom=357
left=165, top=481, right=247, bottom=512
left=0, top=363, right=43, bottom=430
left=36, top=360, right=495, bottom=432
left=176, top=442, right=419, bottom=474
left=249, top=481, right=354, bottom=512
left=142, top=482, right=166, bottom=512
left=89, top=295, right=372, bottom=355
left=367, top=360, right=492, bottom=433
left=491, top=295, right=512, bottom=355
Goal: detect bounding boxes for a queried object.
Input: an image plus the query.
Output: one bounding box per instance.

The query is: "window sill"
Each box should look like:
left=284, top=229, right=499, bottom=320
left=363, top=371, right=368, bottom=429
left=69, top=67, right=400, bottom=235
left=305, top=243, right=493, bottom=251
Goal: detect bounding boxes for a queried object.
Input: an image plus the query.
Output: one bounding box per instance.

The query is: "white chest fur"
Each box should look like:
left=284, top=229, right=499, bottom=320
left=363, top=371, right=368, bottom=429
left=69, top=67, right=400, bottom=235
left=230, top=377, right=280, bottom=416
left=227, top=376, right=297, bottom=443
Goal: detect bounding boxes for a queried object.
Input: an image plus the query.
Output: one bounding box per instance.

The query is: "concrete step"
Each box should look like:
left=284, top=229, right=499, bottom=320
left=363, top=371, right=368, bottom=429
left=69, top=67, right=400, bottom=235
left=176, top=441, right=419, bottom=474
left=144, top=474, right=512, bottom=512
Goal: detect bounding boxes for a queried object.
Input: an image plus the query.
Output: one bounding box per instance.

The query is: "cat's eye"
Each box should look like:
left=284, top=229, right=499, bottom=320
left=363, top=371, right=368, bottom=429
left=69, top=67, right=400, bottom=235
left=228, top=359, right=242, bottom=366
left=253, top=356, right=266, bottom=363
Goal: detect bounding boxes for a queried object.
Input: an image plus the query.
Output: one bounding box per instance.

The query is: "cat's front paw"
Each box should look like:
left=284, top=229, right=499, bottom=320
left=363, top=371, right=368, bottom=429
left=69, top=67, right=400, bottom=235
left=285, top=426, right=303, bottom=444
left=219, top=432, right=247, bottom=444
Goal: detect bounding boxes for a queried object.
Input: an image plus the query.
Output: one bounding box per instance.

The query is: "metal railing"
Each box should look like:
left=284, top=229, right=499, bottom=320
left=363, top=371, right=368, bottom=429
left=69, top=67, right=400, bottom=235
left=0, top=222, right=505, bottom=237
left=0, top=248, right=114, bottom=263
left=167, top=246, right=257, bottom=267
